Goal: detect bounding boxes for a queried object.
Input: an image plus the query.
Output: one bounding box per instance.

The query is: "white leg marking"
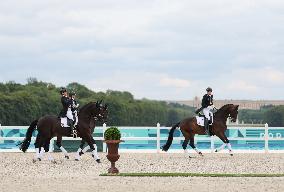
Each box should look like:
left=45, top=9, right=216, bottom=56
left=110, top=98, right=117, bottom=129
left=92, top=144, right=100, bottom=160
left=35, top=148, right=40, bottom=159
left=47, top=152, right=54, bottom=161
left=216, top=143, right=226, bottom=152
left=82, top=145, right=90, bottom=153
left=39, top=147, right=45, bottom=158
left=194, top=148, right=201, bottom=154
left=75, top=148, right=81, bottom=160
left=227, top=143, right=233, bottom=153
left=60, top=146, right=68, bottom=156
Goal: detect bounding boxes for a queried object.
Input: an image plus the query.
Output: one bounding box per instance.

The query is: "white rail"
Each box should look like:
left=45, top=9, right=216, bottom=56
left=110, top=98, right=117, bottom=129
left=1, top=123, right=284, bottom=153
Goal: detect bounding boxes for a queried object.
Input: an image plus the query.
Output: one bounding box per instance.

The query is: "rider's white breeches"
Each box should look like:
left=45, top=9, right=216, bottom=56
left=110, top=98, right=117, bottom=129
left=202, top=106, right=213, bottom=120
left=67, top=108, right=74, bottom=121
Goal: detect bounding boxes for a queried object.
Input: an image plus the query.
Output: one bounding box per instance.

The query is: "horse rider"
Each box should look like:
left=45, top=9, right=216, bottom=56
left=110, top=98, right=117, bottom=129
left=59, top=87, right=76, bottom=138
left=196, top=87, right=214, bottom=135
left=69, top=91, right=79, bottom=128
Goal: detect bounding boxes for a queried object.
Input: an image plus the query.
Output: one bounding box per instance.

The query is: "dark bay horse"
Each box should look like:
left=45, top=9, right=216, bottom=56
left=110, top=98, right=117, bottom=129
left=162, top=104, right=239, bottom=157
left=19, top=101, right=108, bottom=162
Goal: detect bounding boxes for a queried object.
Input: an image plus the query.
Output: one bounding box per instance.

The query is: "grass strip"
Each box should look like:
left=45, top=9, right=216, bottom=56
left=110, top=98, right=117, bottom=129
left=100, top=173, right=284, bottom=177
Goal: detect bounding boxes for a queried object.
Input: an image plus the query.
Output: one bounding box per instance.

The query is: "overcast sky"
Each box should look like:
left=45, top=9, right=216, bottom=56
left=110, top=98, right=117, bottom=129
left=0, top=0, right=283, bottom=100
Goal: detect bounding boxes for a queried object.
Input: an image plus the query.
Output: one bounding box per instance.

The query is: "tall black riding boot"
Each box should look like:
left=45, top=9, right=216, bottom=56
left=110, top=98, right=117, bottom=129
left=204, top=118, right=209, bottom=135
left=69, top=120, right=77, bottom=138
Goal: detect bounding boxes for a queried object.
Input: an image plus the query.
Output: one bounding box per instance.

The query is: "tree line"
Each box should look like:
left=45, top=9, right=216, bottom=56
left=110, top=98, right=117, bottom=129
left=0, top=78, right=283, bottom=126
left=0, top=78, right=195, bottom=126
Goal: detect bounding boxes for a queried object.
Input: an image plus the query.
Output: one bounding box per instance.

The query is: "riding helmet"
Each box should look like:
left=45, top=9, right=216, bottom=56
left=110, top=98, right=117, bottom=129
left=60, top=87, right=67, bottom=94
left=206, top=87, right=213, bottom=92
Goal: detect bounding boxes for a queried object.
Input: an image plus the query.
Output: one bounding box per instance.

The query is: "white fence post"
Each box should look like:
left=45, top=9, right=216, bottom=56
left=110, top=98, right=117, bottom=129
left=103, top=123, right=107, bottom=153
left=265, top=123, right=269, bottom=153
left=210, top=136, right=215, bottom=153
left=157, top=123, right=160, bottom=153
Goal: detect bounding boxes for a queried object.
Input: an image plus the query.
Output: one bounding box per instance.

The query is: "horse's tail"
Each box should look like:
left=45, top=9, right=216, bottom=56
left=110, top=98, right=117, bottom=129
left=162, top=122, right=180, bottom=152
left=18, top=119, right=38, bottom=153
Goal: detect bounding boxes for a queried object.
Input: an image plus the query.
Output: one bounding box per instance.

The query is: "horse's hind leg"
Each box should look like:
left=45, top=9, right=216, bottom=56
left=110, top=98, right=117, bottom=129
left=180, top=128, right=191, bottom=158
left=56, top=136, right=69, bottom=159
left=189, top=136, right=203, bottom=156
left=44, top=138, right=55, bottom=162
left=182, top=138, right=191, bottom=158
left=34, top=134, right=41, bottom=162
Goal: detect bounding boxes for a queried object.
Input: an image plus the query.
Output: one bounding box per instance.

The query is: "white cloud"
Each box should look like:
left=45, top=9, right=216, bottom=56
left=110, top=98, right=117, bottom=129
left=159, top=77, right=190, bottom=88
left=0, top=0, right=284, bottom=100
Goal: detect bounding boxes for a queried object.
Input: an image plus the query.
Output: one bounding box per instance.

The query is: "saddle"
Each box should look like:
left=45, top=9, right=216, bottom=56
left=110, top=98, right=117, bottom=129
left=60, top=117, right=73, bottom=128
left=195, top=113, right=214, bottom=127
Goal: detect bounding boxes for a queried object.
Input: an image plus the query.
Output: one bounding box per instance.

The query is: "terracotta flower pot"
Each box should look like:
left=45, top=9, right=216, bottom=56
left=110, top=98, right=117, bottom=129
left=105, top=140, right=122, bottom=174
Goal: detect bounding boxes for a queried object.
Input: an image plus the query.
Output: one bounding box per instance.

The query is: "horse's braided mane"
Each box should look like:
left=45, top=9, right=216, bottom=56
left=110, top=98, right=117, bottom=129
left=79, top=102, right=96, bottom=113
left=215, top=104, right=235, bottom=116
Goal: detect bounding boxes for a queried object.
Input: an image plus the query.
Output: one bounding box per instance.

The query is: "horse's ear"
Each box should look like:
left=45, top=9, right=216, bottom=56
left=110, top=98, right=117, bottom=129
left=99, top=100, right=103, bottom=105
left=96, top=101, right=99, bottom=107
left=235, top=105, right=239, bottom=110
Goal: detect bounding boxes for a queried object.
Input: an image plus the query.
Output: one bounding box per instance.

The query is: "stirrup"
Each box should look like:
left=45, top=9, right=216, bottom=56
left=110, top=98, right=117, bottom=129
left=72, top=130, right=78, bottom=138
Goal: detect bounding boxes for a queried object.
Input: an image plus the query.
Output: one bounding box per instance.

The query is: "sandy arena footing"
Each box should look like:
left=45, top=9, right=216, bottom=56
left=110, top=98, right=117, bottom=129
left=1, top=152, right=284, bottom=192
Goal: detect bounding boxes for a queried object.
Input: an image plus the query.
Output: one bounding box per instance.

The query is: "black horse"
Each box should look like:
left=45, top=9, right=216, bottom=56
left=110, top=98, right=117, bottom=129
left=19, top=101, right=108, bottom=162
left=162, top=104, right=239, bottom=157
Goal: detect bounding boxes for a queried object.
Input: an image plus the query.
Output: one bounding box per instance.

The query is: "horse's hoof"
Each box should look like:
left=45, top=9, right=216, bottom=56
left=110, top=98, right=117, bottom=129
left=230, top=154, right=233, bottom=156
left=37, top=158, right=42, bottom=161
left=215, top=149, right=218, bottom=153
left=65, top=156, right=69, bottom=159
left=96, top=159, right=101, bottom=163
left=75, top=158, right=80, bottom=161
left=92, top=154, right=95, bottom=158
left=198, top=152, right=204, bottom=156
left=188, top=156, right=192, bottom=159
left=79, top=152, right=84, bottom=156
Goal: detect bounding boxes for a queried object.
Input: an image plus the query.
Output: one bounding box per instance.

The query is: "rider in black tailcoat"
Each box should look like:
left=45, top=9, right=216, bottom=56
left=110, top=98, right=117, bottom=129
left=59, top=87, right=77, bottom=137
left=59, top=88, right=72, bottom=118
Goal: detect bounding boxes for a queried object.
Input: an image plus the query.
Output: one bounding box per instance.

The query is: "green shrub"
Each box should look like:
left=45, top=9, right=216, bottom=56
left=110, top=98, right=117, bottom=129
left=104, top=127, right=121, bottom=140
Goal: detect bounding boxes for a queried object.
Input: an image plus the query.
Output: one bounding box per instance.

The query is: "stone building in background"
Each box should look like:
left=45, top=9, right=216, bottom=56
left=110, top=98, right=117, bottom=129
left=177, top=97, right=284, bottom=110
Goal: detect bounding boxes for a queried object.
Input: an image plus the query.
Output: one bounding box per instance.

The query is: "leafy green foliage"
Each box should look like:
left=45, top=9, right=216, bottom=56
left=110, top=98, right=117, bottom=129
left=237, top=105, right=284, bottom=126
left=104, top=127, right=121, bottom=140
left=0, top=78, right=194, bottom=126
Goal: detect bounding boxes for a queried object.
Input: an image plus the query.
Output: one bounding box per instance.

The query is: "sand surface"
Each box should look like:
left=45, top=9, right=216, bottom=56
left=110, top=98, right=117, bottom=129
left=1, top=152, right=284, bottom=192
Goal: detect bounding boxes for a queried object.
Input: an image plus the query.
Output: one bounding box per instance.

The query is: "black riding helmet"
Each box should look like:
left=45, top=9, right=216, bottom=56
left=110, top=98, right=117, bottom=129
left=60, top=87, right=67, bottom=95
left=206, top=87, right=213, bottom=92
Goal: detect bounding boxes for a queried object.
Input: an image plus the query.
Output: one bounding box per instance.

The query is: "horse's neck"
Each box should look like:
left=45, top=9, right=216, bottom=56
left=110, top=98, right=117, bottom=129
left=215, top=107, right=230, bottom=123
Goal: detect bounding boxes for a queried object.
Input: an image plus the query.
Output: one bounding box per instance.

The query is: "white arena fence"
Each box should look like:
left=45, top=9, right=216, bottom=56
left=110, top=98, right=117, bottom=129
left=0, top=123, right=284, bottom=153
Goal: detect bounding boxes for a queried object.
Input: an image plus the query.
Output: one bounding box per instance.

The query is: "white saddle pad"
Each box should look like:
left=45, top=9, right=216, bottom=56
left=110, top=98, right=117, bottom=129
left=60, top=118, right=70, bottom=128
left=196, top=116, right=213, bottom=127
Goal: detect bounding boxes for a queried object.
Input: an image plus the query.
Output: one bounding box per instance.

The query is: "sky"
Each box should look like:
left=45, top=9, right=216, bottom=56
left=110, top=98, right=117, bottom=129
left=0, top=0, right=283, bottom=100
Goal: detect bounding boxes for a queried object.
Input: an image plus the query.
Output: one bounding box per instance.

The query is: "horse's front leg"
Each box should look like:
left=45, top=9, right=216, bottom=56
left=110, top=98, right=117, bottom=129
left=216, top=133, right=233, bottom=156
left=83, top=135, right=101, bottom=163
left=75, top=140, right=90, bottom=161
left=56, top=136, right=69, bottom=159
